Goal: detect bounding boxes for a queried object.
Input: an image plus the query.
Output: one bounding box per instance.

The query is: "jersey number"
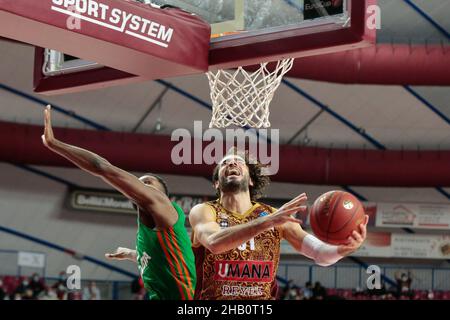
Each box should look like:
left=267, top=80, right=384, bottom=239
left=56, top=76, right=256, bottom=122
left=238, top=238, right=255, bottom=251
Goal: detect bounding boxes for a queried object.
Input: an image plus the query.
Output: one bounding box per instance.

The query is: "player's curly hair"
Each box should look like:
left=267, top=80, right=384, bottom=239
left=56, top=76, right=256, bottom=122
left=212, top=152, right=270, bottom=201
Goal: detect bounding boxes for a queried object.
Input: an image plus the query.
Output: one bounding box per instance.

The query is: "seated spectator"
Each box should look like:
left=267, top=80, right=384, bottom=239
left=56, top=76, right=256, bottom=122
left=13, top=293, right=22, bottom=300
left=52, top=271, right=68, bottom=300
left=29, top=273, right=45, bottom=298
left=37, top=286, right=58, bottom=300
left=285, top=286, right=299, bottom=300
left=0, top=278, right=5, bottom=300
left=280, top=280, right=294, bottom=300
left=395, top=270, right=413, bottom=298
left=303, top=281, right=313, bottom=300
left=82, top=281, right=101, bottom=300
left=313, top=281, right=327, bottom=300
left=354, top=285, right=364, bottom=297
left=69, top=290, right=83, bottom=300
left=385, top=292, right=395, bottom=300
left=14, top=277, right=30, bottom=296
left=295, top=288, right=305, bottom=300
left=370, top=280, right=387, bottom=296
left=21, top=288, right=35, bottom=300
left=285, top=280, right=294, bottom=290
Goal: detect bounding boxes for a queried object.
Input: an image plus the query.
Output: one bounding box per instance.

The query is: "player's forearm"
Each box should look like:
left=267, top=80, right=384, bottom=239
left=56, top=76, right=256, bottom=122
left=106, top=248, right=138, bottom=263
left=300, top=234, right=343, bottom=267
left=205, top=217, right=272, bottom=254
left=47, top=139, right=111, bottom=176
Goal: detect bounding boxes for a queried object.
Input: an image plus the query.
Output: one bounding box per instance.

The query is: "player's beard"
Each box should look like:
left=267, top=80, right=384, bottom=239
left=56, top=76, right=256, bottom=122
left=219, top=174, right=249, bottom=195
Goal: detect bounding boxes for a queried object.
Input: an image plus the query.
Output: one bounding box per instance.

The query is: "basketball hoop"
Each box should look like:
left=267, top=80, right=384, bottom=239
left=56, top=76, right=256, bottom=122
left=206, top=58, right=294, bottom=128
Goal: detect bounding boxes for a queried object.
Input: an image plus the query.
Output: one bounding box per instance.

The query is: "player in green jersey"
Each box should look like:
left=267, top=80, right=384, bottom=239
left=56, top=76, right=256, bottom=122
left=42, top=105, right=196, bottom=300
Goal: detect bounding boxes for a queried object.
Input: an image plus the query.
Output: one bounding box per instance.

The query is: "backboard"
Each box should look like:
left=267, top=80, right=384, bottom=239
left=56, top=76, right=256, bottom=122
left=160, top=0, right=374, bottom=68
left=27, top=0, right=376, bottom=94
left=158, top=0, right=350, bottom=41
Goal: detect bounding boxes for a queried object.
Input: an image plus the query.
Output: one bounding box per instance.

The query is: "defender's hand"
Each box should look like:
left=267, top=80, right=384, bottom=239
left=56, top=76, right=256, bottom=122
left=105, top=247, right=137, bottom=262
left=337, top=215, right=369, bottom=256
left=42, top=105, right=55, bottom=148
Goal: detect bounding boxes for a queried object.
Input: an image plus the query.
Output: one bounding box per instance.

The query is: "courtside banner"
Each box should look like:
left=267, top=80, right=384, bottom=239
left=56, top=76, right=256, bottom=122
left=66, top=188, right=136, bottom=214
left=0, top=0, right=210, bottom=80
left=65, top=189, right=214, bottom=215
left=353, top=232, right=450, bottom=260
left=374, top=202, right=450, bottom=230
left=65, top=188, right=308, bottom=219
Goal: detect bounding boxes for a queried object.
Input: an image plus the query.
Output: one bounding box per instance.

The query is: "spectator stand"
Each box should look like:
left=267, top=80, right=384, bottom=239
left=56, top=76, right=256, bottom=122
left=0, top=274, right=137, bottom=300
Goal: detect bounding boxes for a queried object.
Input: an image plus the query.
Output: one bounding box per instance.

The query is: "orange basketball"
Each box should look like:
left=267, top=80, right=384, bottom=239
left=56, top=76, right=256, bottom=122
left=309, top=191, right=365, bottom=245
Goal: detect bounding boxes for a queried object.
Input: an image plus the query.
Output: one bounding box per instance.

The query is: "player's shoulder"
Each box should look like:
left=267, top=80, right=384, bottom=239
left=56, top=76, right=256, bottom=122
left=191, top=200, right=216, bottom=212
left=189, top=201, right=217, bottom=221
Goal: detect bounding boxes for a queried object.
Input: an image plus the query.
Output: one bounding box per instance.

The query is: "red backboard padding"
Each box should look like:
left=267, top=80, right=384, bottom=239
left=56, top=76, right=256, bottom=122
left=0, top=0, right=211, bottom=80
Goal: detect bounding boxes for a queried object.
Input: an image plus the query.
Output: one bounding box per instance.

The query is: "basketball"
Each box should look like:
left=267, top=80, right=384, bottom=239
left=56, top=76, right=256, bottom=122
left=309, top=191, right=366, bottom=245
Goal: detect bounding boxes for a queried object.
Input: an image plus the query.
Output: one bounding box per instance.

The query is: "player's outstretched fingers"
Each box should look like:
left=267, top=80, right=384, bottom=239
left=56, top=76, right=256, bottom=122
left=352, top=230, right=363, bottom=243
left=44, top=105, right=52, bottom=125
left=280, top=206, right=304, bottom=216
left=359, top=215, right=369, bottom=238
left=347, top=236, right=357, bottom=247
left=284, top=194, right=307, bottom=210
left=284, top=193, right=306, bottom=208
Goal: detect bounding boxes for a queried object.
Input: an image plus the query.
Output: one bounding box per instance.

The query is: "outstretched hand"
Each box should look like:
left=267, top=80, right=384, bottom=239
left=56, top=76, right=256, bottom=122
left=42, top=105, right=55, bottom=148
left=268, top=193, right=308, bottom=227
left=337, top=215, right=369, bottom=256
left=105, top=247, right=137, bottom=262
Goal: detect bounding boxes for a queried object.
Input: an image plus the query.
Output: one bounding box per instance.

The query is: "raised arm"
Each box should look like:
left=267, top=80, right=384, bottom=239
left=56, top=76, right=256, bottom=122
left=189, top=194, right=308, bottom=254
left=281, top=215, right=368, bottom=266
left=42, top=105, right=176, bottom=227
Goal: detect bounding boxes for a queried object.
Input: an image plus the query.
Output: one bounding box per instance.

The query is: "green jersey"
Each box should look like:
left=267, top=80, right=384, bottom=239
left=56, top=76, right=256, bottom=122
left=136, top=202, right=196, bottom=300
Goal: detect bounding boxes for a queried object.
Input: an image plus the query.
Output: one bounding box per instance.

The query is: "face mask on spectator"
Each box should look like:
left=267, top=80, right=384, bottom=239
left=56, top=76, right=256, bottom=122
left=33, top=276, right=39, bottom=282
left=58, top=284, right=65, bottom=291
left=23, top=281, right=29, bottom=286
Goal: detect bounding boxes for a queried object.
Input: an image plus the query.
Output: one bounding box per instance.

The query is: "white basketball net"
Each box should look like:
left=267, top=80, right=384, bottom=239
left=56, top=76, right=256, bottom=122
left=206, top=58, right=294, bottom=128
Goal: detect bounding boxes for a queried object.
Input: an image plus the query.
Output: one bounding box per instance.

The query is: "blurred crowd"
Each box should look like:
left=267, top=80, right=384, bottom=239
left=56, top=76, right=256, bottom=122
left=0, top=272, right=101, bottom=300
left=279, top=270, right=450, bottom=300
left=279, top=281, right=329, bottom=300
left=0, top=272, right=149, bottom=301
